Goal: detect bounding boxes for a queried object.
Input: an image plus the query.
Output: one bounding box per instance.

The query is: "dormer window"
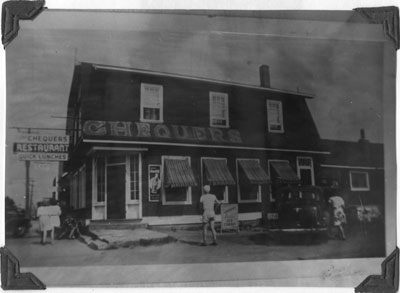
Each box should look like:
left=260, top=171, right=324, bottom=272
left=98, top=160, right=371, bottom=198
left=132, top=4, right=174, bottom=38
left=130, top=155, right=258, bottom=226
left=267, top=100, right=284, bottom=133
left=140, top=83, right=163, bottom=123
left=210, top=91, right=229, bottom=127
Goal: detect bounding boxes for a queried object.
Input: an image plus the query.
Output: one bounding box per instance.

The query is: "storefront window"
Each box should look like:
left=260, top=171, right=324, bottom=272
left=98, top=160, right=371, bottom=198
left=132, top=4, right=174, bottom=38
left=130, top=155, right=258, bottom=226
left=238, top=167, right=259, bottom=201
left=164, top=187, right=187, bottom=202
left=236, top=159, right=268, bottom=203
left=201, top=157, right=235, bottom=202
left=130, top=155, right=139, bottom=200
left=162, top=156, right=196, bottom=205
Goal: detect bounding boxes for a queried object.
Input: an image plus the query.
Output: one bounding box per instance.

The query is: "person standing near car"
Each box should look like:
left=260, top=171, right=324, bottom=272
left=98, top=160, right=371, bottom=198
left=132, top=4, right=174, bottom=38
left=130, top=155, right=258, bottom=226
left=328, top=194, right=347, bottom=240
left=200, top=185, right=221, bottom=246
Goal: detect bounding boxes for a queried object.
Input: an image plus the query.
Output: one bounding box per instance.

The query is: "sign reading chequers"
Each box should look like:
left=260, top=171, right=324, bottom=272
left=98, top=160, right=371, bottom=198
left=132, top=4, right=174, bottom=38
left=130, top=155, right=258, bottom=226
left=14, top=135, right=70, bottom=161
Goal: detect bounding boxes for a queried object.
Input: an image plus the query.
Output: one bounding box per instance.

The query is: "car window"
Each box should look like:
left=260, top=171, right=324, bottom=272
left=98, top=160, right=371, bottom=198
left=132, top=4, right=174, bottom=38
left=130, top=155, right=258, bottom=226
left=286, top=191, right=300, bottom=200
left=302, top=192, right=316, bottom=200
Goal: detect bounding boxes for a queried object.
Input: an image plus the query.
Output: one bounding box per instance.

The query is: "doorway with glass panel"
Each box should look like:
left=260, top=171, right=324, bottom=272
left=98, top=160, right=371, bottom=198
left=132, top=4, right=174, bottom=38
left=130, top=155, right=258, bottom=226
left=105, top=153, right=141, bottom=220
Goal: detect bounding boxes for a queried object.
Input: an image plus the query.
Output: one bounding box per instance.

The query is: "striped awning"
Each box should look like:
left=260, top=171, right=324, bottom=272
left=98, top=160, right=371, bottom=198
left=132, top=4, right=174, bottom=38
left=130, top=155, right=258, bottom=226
left=203, top=159, right=236, bottom=186
left=164, top=158, right=197, bottom=188
left=238, top=160, right=270, bottom=185
left=270, top=161, right=300, bottom=182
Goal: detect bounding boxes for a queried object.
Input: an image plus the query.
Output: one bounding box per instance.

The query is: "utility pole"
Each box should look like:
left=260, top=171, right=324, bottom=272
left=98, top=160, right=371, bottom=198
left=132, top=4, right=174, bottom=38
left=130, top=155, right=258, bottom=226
left=25, top=128, right=31, bottom=218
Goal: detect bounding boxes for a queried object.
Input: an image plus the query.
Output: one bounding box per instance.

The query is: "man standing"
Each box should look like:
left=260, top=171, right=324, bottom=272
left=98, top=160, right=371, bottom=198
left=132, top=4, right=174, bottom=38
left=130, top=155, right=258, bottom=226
left=200, top=185, right=221, bottom=246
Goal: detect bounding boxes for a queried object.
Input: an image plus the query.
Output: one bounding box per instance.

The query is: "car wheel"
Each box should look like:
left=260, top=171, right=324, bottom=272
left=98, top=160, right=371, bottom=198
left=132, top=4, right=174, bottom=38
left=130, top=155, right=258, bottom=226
left=14, top=225, right=28, bottom=237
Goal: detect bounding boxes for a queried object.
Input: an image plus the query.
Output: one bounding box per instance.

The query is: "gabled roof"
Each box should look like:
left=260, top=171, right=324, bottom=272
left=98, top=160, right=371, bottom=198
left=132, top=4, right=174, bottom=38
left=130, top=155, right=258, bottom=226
left=90, top=63, right=315, bottom=99
left=320, top=139, right=384, bottom=168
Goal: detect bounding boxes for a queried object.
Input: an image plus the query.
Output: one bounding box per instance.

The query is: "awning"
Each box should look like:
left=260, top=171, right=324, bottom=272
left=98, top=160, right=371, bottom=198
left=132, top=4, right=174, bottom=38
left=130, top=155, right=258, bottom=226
left=270, top=161, right=300, bottom=182
left=164, top=158, right=198, bottom=188
left=203, top=159, right=236, bottom=186
left=238, top=160, right=270, bottom=185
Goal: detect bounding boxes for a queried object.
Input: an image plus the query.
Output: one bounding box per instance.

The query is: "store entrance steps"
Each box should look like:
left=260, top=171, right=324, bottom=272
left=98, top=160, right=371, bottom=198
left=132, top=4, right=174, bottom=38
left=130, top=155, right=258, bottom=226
left=88, top=219, right=148, bottom=231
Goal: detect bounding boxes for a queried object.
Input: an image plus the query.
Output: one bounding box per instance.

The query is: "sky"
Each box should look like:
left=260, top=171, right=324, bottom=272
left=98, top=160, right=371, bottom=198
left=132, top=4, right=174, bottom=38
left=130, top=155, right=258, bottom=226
left=4, top=9, right=388, bottom=208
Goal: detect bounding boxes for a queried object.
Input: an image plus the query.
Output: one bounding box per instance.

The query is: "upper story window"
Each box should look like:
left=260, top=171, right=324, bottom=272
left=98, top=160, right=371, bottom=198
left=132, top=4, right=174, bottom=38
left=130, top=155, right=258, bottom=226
left=350, top=171, right=370, bottom=191
left=266, top=100, right=284, bottom=133
left=210, top=92, right=229, bottom=128
left=140, top=83, right=163, bottom=123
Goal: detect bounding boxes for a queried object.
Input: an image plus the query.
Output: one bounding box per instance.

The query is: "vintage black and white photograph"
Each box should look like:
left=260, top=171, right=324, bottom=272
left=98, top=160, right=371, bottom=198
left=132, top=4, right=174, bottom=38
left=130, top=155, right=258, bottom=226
left=1, top=1, right=398, bottom=290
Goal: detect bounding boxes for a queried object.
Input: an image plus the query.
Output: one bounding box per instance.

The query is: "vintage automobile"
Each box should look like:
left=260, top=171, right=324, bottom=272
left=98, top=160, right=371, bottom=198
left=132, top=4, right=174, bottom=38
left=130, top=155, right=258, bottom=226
left=269, top=185, right=329, bottom=235
left=5, top=205, right=31, bottom=238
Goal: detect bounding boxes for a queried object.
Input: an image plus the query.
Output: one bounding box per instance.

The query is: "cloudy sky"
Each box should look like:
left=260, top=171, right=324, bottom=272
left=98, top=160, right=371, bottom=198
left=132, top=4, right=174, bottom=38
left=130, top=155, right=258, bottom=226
left=5, top=9, right=388, bottom=207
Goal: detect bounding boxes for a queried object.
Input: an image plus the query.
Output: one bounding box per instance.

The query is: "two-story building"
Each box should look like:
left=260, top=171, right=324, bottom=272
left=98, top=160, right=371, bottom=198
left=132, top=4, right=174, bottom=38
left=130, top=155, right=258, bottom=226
left=61, top=62, right=382, bottom=226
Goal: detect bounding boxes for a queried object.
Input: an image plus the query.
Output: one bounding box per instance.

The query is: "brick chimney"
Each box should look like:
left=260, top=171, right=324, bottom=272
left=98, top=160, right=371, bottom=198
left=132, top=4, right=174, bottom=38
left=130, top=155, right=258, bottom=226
left=259, top=65, right=270, bottom=88
left=358, top=129, right=369, bottom=143
left=358, top=128, right=370, bottom=161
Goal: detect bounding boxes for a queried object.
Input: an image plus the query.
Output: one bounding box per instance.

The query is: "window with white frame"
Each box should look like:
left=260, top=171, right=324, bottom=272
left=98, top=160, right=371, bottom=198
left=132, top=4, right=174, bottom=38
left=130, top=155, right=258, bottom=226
left=350, top=171, right=370, bottom=191
left=162, top=156, right=195, bottom=205
left=266, top=100, right=284, bottom=133
left=210, top=92, right=229, bottom=127
left=140, top=83, right=163, bottom=122
left=201, top=158, right=231, bottom=203
left=236, top=159, right=262, bottom=203
left=296, top=157, right=315, bottom=186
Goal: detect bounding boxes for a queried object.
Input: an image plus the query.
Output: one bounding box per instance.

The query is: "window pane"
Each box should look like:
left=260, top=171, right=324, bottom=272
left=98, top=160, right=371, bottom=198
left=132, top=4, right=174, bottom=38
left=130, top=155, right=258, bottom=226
left=298, top=158, right=312, bottom=167
left=267, top=100, right=283, bottom=132
left=351, top=172, right=368, bottom=188
left=165, top=187, right=187, bottom=202
left=108, top=155, right=125, bottom=165
left=210, top=92, right=228, bottom=126
left=141, top=83, right=162, bottom=121
left=239, top=184, right=259, bottom=200
left=143, top=107, right=160, bottom=120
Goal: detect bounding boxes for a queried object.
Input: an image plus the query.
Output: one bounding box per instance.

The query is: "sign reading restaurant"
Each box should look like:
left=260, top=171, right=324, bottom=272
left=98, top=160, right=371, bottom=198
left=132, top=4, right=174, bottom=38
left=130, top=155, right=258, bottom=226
left=83, top=120, right=243, bottom=144
left=14, top=134, right=70, bottom=161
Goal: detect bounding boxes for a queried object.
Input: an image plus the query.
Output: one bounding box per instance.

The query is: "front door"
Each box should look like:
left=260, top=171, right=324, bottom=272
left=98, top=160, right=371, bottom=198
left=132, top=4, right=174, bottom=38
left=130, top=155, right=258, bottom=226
left=107, top=164, right=126, bottom=219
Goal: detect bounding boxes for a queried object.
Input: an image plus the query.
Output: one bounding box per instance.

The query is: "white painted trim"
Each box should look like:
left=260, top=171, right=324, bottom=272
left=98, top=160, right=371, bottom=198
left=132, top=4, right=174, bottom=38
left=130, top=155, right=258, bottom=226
left=83, top=139, right=331, bottom=154
left=321, top=164, right=383, bottom=170
left=236, top=158, right=262, bottom=203
left=88, top=146, right=148, bottom=155
left=142, top=212, right=262, bottom=226
left=93, top=64, right=314, bottom=98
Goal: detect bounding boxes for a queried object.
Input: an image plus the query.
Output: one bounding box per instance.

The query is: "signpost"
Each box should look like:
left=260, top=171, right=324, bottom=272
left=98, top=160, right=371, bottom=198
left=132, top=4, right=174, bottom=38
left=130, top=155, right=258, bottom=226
left=13, top=133, right=70, bottom=217
left=220, top=204, right=239, bottom=233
